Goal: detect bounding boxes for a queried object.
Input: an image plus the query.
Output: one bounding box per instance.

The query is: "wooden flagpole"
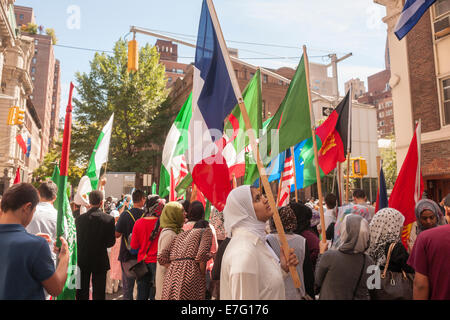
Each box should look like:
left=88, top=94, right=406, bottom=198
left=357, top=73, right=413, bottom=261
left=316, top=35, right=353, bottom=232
left=206, top=0, right=302, bottom=288
left=303, top=45, right=327, bottom=244
left=291, top=146, right=298, bottom=202
left=346, top=83, right=353, bottom=204
left=346, top=153, right=351, bottom=203
left=276, top=174, right=283, bottom=207
left=232, top=173, right=237, bottom=189
left=376, top=155, right=381, bottom=193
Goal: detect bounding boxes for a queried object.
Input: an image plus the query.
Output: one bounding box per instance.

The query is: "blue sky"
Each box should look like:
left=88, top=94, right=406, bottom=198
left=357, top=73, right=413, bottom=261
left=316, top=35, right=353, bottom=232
left=15, top=0, right=388, bottom=116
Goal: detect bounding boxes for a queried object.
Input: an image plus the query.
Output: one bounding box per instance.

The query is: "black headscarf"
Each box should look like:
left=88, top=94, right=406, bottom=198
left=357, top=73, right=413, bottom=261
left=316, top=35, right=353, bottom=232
left=289, top=201, right=313, bottom=234
left=187, top=200, right=205, bottom=222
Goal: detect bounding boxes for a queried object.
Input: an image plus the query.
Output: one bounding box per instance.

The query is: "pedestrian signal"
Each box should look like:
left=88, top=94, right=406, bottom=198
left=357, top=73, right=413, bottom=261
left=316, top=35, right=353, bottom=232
left=352, top=158, right=367, bottom=177
left=127, top=39, right=138, bottom=72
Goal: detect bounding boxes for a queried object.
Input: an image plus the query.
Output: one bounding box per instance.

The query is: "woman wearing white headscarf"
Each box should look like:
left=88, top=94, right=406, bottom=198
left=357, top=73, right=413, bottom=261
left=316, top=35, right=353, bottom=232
left=220, top=185, right=298, bottom=300
left=315, top=214, right=373, bottom=300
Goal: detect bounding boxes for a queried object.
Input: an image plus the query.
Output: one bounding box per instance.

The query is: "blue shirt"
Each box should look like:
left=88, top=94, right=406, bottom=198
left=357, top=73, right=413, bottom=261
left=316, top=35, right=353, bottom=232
left=0, top=224, right=55, bottom=300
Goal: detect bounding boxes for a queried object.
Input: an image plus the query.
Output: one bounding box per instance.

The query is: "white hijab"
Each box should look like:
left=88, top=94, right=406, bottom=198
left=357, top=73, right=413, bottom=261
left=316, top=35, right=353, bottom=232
left=223, top=185, right=267, bottom=240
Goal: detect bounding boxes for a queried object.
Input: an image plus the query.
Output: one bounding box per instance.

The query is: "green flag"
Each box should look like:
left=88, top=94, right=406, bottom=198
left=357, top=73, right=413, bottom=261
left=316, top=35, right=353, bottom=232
left=52, top=165, right=78, bottom=300
left=159, top=93, right=192, bottom=198
left=151, top=182, right=157, bottom=194
left=259, top=56, right=312, bottom=166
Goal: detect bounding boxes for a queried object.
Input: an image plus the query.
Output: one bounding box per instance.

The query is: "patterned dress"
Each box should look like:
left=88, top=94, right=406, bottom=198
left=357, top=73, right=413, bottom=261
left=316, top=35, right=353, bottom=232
left=159, top=228, right=212, bottom=300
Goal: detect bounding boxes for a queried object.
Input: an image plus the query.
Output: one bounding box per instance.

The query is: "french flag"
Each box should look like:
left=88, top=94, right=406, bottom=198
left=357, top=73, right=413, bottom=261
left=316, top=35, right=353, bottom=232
left=394, top=0, right=437, bottom=40
left=188, top=0, right=237, bottom=211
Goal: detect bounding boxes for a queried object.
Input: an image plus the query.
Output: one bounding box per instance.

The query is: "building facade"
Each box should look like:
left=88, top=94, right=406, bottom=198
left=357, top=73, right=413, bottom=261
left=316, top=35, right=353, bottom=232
left=14, top=5, right=61, bottom=159
left=0, top=0, right=39, bottom=191
left=375, top=0, right=450, bottom=201
left=345, top=78, right=366, bottom=100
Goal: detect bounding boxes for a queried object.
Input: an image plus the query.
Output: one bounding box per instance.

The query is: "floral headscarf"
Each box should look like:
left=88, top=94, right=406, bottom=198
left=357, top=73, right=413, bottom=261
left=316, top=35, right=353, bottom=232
left=270, top=206, right=297, bottom=234
left=209, top=207, right=226, bottom=241
left=415, top=199, right=444, bottom=234
left=332, top=204, right=370, bottom=249
left=366, top=207, right=405, bottom=266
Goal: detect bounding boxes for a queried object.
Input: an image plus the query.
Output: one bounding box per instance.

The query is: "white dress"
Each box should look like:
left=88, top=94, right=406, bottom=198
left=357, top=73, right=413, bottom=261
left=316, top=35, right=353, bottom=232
left=220, top=227, right=286, bottom=300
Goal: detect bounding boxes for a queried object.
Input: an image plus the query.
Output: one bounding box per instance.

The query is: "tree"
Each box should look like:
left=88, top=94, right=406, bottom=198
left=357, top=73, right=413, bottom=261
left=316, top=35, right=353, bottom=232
left=380, top=134, right=397, bottom=190
left=21, top=22, right=38, bottom=34
left=45, top=28, right=58, bottom=45
left=71, top=38, right=169, bottom=175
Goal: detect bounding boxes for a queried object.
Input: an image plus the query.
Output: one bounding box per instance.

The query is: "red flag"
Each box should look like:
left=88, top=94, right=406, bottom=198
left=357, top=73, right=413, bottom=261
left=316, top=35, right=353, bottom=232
left=388, top=121, right=424, bottom=248
left=191, top=183, right=206, bottom=209
left=278, top=148, right=295, bottom=207
left=13, top=167, right=20, bottom=184
left=16, top=134, right=27, bottom=154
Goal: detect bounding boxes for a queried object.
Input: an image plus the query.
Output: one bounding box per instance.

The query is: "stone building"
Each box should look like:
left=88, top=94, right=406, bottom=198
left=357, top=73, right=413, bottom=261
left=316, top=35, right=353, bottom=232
left=375, top=0, right=450, bottom=201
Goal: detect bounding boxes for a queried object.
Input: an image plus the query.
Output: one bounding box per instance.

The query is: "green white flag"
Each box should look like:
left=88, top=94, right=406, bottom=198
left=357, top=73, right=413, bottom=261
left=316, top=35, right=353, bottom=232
left=52, top=165, right=78, bottom=300
left=86, top=113, right=114, bottom=190
left=159, top=93, right=192, bottom=198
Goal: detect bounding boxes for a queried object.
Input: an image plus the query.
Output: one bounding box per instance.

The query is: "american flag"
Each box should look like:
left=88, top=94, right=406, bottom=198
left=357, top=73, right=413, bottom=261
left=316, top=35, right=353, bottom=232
left=278, top=148, right=295, bottom=207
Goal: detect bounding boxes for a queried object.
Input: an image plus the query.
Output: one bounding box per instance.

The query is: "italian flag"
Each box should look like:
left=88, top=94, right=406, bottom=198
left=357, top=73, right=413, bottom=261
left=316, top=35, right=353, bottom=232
left=86, top=113, right=114, bottom=190
left=159, top=93, right=192, bottom=198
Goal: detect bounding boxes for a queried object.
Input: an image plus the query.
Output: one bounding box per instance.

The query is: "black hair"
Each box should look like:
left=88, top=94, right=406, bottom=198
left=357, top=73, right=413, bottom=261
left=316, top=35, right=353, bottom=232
left=178, top=199, right=190, bottom=213
left=325, top=193, right=337, bottom=209
left=89, top=190, right=104, bottom=206
left=1, top=183, right=39, bottom=212
left=289, top=201, right=313, bottom=234
left=444, top=193, right=450, bottom=207
left=187, top=201, right=205, bottom=222
left=193, top=220, right=209, bottom=229
left=38, top=181, right=58, bottom=201
left=352, top=189, right=366, bottom=200
left=132, top=189, right=146, bottom=203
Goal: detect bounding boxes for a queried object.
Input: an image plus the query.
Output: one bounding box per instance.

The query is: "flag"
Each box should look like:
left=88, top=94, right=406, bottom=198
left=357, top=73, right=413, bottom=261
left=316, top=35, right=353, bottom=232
left=258, top=55, right=312, bottom=166
left=191, top=183, right=206, bottom=209
left=388, top=121, right=424, bottom=247
left=51, top=165, right=77, bottom=300
left=223, top=69, right=262, bottom=179
left=159, top=93, right=192, bottom=198
left=13, top=167, right=20, bottom=184
left=278, top=148, right=295, bottom=207
left=86, top=113, right=114, bottom=190
left=53, top=82, right=78, bottom=300
left=16, top=134, right=27, bottom=154
left=188, top=0, right=238, bottom=211
left=375, top=165, right=388, bottom=213
left=26, top=137, right=31, bottom=158
left=151, top=182, right=157, bottom=194
left=394, top=0, right=437, bottom=40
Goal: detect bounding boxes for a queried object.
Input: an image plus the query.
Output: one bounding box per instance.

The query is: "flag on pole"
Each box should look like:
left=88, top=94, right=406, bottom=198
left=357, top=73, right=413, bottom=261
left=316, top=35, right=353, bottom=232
left=151, top=182, right=157, bottom=195
left=375, top=164, right=388, bottom=213
left=258, top=56, right=312, bottom=166
left=394, top=0, right=437, bottom=40
left=86, top=113, right=114, bottom=190
left=53, top=82, right=78, bottom=300
left=278, top=148, right=295, bottom=207
left=159, top=93, right=192, bottom=198
left=51, top=165, right=77, bottom=300
left=388, top=121, right=424, bottom=247
left=223, top=69, right=262, bottom=179
left=26, top=137, right=31, bottom=158
left=187, top=0, right=238, bottom=211
left=16, top=134, right=27, bottom=154
left=13, top=167, right=20, bottom=184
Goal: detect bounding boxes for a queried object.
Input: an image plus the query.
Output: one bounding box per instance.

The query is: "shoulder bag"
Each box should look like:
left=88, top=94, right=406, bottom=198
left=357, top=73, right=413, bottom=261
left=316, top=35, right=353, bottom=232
left=370, top=242, right=414, bottom=300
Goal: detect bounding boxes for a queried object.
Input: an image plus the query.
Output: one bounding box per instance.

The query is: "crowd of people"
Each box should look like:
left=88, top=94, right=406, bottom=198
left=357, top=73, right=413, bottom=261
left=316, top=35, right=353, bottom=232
left=0, top=181, right=449, bottom=300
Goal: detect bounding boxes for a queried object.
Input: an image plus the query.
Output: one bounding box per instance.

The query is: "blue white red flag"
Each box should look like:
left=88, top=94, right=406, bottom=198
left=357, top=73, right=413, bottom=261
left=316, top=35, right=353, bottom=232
left=278, top=148, right=295, bottom=207
left=375, top=164, right=388, bottom=213
left=394, top=0, right=437, bottom=40
left=188, top=0, right=237, bottom=211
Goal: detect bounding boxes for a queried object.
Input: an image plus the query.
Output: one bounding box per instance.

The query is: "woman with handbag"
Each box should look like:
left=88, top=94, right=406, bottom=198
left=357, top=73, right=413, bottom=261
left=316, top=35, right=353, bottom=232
left=129, top=196, right=165, bottom=300
left=315, top=214, right=373, bottom=300
left=367, top=208, right=415, bottom=300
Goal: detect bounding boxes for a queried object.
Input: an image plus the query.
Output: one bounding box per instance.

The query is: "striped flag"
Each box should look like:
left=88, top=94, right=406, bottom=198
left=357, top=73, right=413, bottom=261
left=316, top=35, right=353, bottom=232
left=394, top=0, right=437, bottom=40
left=188, top=0, right=238, bottom=211
left=278, top=148, right=295, bottom=207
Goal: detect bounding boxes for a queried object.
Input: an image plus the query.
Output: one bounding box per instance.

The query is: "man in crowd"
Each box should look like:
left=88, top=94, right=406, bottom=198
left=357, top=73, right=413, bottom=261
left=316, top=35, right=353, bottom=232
left=26, top=181, right=59, bottom=266
left=352, top=189, right=375, bottom=222
left=115, top=189, right=146, bottom=300
left=0, top=183, right=69, bottom=300
left=75, top=190, right=116, bottom=300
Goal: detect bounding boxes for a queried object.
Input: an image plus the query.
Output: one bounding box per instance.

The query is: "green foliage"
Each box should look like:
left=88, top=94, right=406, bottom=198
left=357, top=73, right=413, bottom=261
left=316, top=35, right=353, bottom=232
left=71, top=38, right=169, bottom=174
left=21, top=22, right=38, bottom=34
left=380, top=134, right=397, bottom=190
left=32, top=135, right=85, bottom=188
left=45, top=28, right=57, bottom=45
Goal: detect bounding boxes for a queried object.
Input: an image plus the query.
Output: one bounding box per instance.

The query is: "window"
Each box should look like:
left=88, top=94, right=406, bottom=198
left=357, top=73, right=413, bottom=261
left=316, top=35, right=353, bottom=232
left=435, top=0, right=450, bottom=17
left=315, top=79, right=320, bottom=84
left=234, top=70, right=239, bottom=78
left=32, top=57, right=36, bottom=64
left=168, top=77, right=172, bottom=83
left=262, top=100, right=266, bottom=118
left=34, top=39, right=38, bottom=45
left=390, top=119, right=394, bottom=124
left=386, top=101, right=393, bottom=107
left=31, top=67, right=36, bottom=74
left=379, top=112, right=385, bottom=118
left=19, top=14, right=24, bottom=20
left=31, top=76, right=35, bottom=81
left=249, top=72, right=255, bottom=79
left=386, top=109, right=393, bottom=116
left=279, top=80, right=283, bottom=86
left=378, top=103, right=384, bottom=110
left=34, top=49, right=38, bottom=55
left=380, top=121, right=385, bottom=126
left=263, top=75, right=268, bottom=84
left=442, top=78, right=450, bottom=125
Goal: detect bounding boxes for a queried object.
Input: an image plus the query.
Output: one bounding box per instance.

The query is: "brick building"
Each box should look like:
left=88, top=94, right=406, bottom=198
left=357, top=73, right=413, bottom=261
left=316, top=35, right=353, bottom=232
left=14, top=5, right=61, bottom=159
left=375, top=0, right=450, bottom=201
left=155, top=40, right=190, bottom=87
left=345, top=78, right=366, bottom=100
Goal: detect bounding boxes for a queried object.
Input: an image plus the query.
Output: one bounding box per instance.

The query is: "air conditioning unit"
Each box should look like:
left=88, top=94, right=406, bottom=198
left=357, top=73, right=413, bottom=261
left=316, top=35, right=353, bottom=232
left=434, top=16, right=450, bottom=39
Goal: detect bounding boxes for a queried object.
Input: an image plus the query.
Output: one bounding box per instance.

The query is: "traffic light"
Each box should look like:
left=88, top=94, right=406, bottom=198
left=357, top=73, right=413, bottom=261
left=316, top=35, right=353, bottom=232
left=14, top=108, right=25, bottom=125
left=7, top=106, right=17, bottom=125
left=352, top=157, right=367, bottom=177
left=127, top=39, right=138, bottom=72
